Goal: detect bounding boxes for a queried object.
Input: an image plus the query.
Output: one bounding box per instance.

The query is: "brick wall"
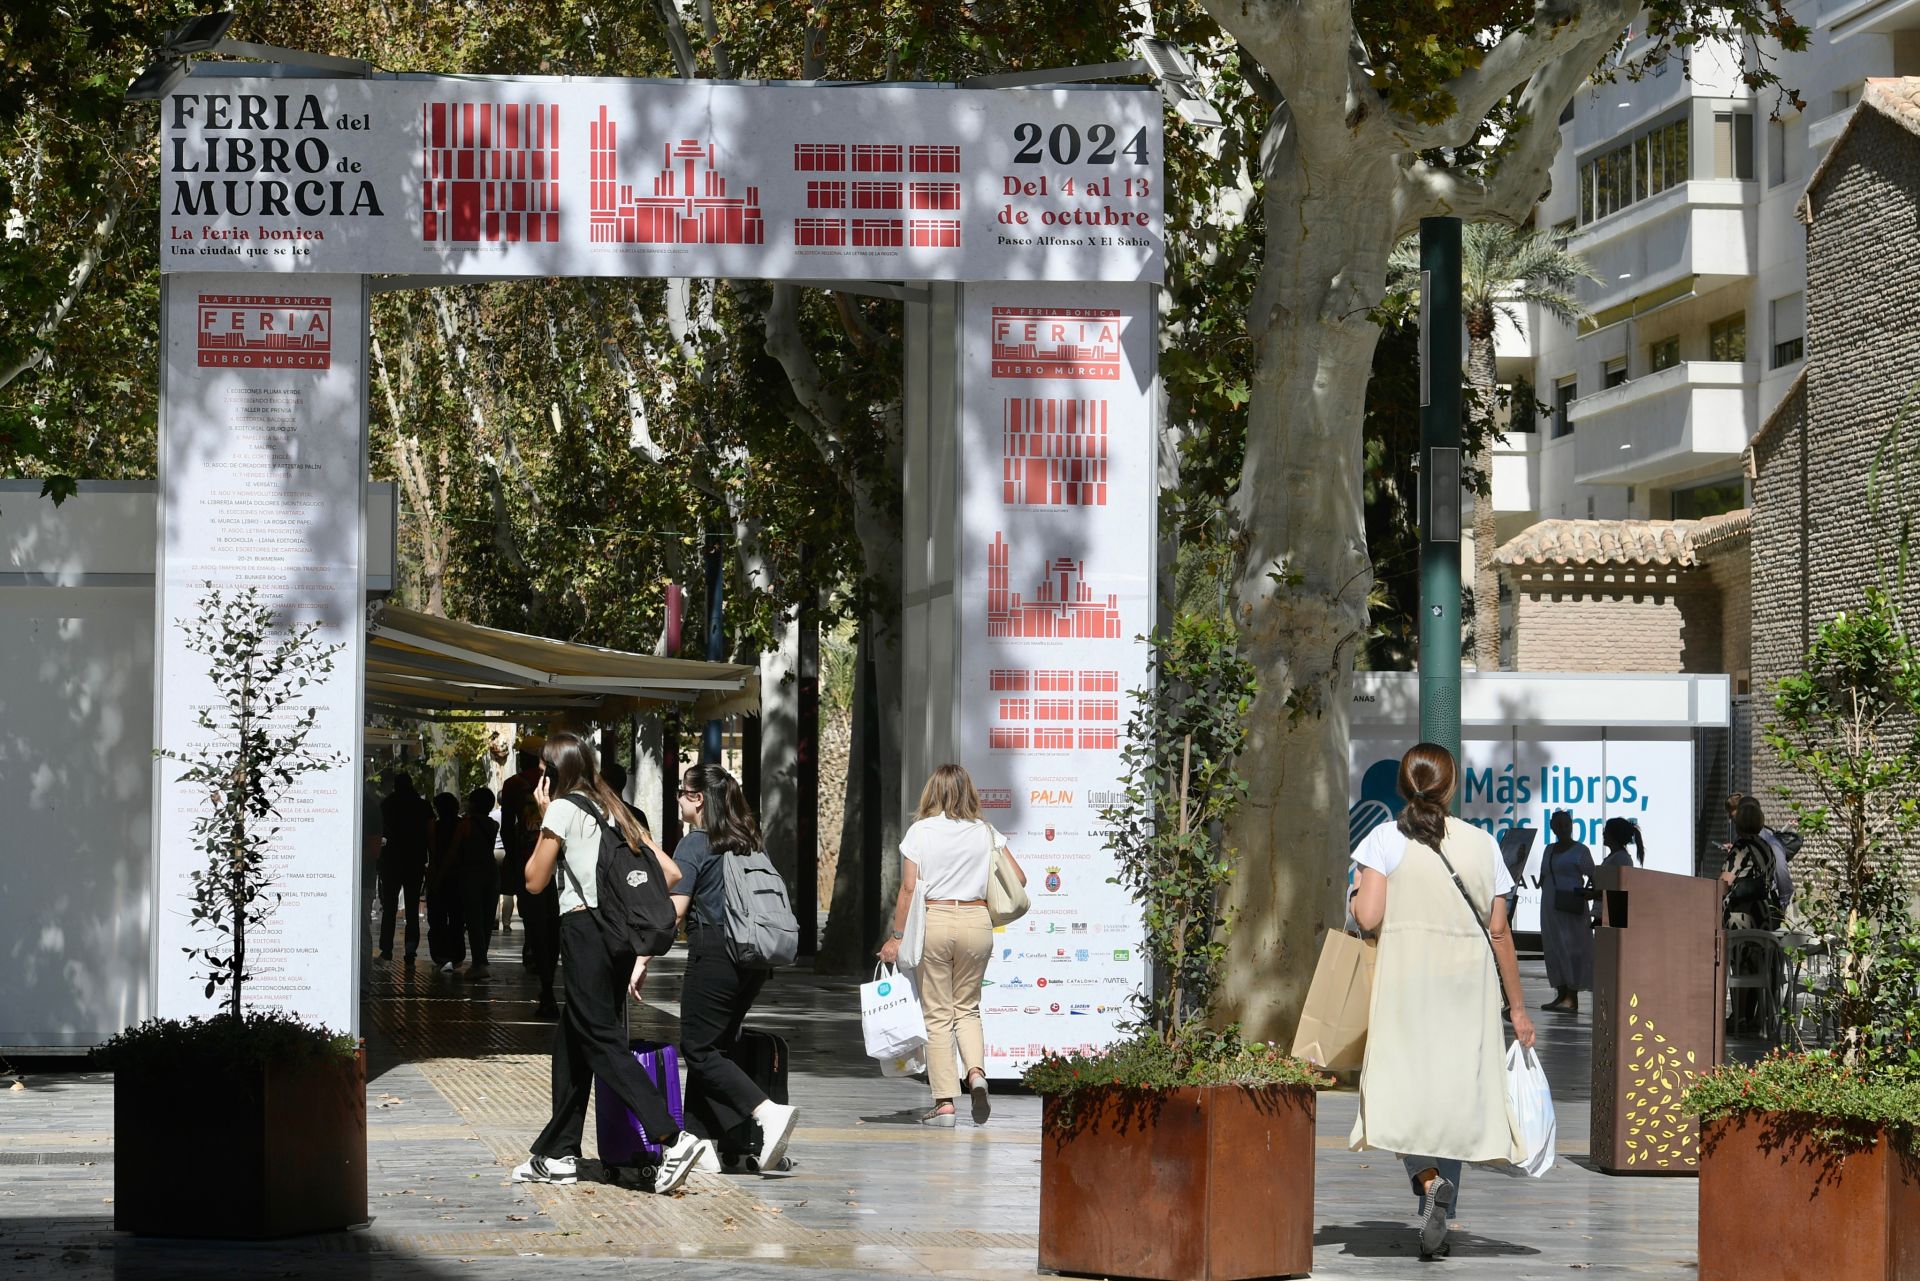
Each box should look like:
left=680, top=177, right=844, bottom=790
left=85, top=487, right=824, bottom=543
left=1750, top=105, right=1920, bottom=876
left=1506, top=566, right=1725, bottom=673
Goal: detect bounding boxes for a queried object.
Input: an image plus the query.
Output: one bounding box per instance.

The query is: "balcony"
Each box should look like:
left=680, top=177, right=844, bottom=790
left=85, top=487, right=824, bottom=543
left=1568, top=361, right=1755, bottom=485
left=1568, top=180, right=1756, bottom=317
left=1827, top=0, right=1920, bottom=39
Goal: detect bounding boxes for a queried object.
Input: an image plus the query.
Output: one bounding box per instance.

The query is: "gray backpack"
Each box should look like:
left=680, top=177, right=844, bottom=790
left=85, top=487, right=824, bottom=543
left=719, top=848, right=800, bottom=968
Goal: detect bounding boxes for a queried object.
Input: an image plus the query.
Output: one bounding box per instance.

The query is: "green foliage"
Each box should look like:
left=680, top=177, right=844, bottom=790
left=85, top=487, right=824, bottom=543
left=1023, top=1026, right=1328, bottom=1124
left=1684, top=1050, right=1920, bottom=1154
left=1765, top=588, right=1920, bottom=1070
left=93, top=1011, right=358, bottom=1073
left=1100, top=613, right=1257, bottom=1047
left=155, top=586, right=345, bottom=1019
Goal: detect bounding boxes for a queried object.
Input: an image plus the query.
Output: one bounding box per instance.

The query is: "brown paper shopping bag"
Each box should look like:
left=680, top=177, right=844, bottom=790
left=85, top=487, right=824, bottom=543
left=1289, top=929, right=1377, bottom=1071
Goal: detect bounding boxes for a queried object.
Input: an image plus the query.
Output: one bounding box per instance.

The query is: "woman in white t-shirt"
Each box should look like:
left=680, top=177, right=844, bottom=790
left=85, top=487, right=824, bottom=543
left=878, top=764, right=1025, bottom=1127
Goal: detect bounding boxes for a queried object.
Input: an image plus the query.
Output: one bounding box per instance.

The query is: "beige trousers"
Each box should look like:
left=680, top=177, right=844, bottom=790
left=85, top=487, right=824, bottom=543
left=916, top=903, right=993, bottom=1100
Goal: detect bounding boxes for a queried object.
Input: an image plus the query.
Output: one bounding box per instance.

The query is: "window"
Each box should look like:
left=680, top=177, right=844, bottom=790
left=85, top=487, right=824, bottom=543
left=1713, top=111, right=1755, bottom=180
left=1603, top=357, right=1629, bottom=388
left=1671, top=479, right=1746, bottom=521
left=1767, top=120, right=1787, bottom=188
left=1552, top=378, right=1578, bottom=439
left=1580, top=115, right=1689, bottom=224
left=1709, top=313, right=1746, bottom=362
left=1649, top=336, right=1680, bottom=372
left=1832, top=83, right=1863, bottom=117
left=1770, top=292, right=1805, bottom=368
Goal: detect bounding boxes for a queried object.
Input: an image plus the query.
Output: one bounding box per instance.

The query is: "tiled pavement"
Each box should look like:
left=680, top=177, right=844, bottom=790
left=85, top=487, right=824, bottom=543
left=0, top=939, right=1746, bottom=1280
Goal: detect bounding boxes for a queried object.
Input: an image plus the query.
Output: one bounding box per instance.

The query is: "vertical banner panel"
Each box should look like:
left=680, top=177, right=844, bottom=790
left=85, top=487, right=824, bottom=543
left=154, top=273, right=366, bottom=1033
left=958, top=283, right=1154, bottom=1078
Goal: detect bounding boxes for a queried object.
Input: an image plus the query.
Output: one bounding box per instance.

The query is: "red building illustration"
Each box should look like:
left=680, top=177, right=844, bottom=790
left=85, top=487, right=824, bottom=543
left=790, top=140, right=959, bottom=248
left=421, top=101, right=560, bottom=245
left=588, top=112, right=765, bottom=246
left=1003, top=397, right=1109, bottom=506
left=986, top=532, right=1123, bottom=640
left=990, top=306, right=1124, bottom=380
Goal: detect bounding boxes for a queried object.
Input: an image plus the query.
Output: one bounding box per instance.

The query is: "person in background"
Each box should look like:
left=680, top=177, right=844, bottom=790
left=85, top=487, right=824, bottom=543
left=1721, top=798, right=1785, bottom=931
left=514, top=731, right=710, bottom=1193
left=601, top=760, right=653, bottom=836
left=670, top=763, right=801, bottom=1169
left=519, top=796, right=562, bottom=1017
left=361, top=776, right=384, bottom=976
left=378, top=772, right=435, bottom=963
left=456, top=786, right=500, bottom=971
left=499, top=749, right=541, bottom=937
left=878, top=763, right=1025, bottom=1128
left=1600, top=817, right=1645, bottom=870
left=1538, top=810, right=1595, bottom=1014
left=425, top=791, right=465, bottom=972
left=1349, top=743, right=1534, bottom=1261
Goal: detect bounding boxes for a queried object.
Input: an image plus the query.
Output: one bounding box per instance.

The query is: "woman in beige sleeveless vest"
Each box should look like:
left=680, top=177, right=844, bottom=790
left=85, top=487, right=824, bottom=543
left=1348, top=743, right=1536, bottom=1259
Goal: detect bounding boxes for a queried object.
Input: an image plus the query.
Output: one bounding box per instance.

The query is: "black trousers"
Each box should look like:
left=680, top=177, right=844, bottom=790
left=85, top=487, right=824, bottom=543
left=460, top=870, right=496, bottom=965
left=532, top=911, right=681, bottom=1159
left=679, top=929, right=771, bottom=1140
left=378, top=859, right=423, bottom=958
left=519, top=887, right=560, bottom=1002
left=426, top=884, right=465, bottom=967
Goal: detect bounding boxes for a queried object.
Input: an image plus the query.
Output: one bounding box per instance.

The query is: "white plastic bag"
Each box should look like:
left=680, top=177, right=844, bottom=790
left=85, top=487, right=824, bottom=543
left=1505, top=1041, right=1557, bottom=1178
left=861, top=964, right=927, bottom=1059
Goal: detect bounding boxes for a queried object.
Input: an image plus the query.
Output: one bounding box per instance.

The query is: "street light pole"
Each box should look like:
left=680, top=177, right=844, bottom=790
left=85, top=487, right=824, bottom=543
left=1418, top=216, right=1463, bottom=769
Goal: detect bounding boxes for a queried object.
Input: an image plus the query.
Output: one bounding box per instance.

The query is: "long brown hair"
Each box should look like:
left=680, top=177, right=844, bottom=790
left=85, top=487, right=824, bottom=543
left=542, top=730, right=644, bottom=851
left=916, top=763, right=982, bottom=822
left=1395, top=742, right=1456, bottom=853
left=683, top=763, right=762, bottom=856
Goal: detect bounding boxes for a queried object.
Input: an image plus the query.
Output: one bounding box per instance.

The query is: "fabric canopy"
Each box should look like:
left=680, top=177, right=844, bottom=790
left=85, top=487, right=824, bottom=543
left=366, top=604, right=758, bottom=723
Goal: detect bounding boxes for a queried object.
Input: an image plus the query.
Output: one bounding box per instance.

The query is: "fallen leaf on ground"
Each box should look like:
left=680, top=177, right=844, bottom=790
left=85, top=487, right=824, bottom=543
left=506, top=1215, right=528, bottom=1222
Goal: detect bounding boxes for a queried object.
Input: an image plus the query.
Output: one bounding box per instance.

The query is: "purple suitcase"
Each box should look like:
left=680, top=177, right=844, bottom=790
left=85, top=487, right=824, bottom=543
left=594, top=1040, right=685, bottom=1167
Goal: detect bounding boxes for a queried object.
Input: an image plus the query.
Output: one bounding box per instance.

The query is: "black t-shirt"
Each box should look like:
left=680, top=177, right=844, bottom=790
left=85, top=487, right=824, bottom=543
left=669, top=831, right=728, bottom=929
left=381, top=792, right=433, bottom=864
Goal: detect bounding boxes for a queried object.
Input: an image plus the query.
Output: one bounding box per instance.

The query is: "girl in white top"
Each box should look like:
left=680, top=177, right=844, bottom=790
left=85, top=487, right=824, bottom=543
left=878, top=764, right=1025, bottom=1127
left=1348, top=743, right=1535, bottom=1261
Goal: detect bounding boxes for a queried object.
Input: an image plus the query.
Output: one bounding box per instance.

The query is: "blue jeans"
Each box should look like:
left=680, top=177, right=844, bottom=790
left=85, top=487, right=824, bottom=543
left=1402, top=1155, right=1462, bottom=1212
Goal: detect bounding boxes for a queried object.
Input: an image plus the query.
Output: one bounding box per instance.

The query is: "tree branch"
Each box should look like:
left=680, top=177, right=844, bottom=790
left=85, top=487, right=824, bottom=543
left=650, top=0, right=700, bottom=78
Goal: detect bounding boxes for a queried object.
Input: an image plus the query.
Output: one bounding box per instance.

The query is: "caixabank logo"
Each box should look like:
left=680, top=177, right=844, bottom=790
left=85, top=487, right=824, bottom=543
left=197, top=295, right=331, bottom=369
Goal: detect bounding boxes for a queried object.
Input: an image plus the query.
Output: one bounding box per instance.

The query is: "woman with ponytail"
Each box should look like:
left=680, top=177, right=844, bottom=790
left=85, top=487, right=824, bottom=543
left=1600, top=817, right=1645, bottom=870
left=514, top=731, right=713, bottom=1194
left=1347, top=743, right=1536, bottom=1260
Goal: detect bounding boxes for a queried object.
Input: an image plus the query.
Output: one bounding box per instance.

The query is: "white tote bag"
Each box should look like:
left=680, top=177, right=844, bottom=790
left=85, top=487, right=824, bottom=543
left=985, top=825, right=1030, bottom=927
left=860, top=964, right=927, bottom=1059
left=897, top=886, right=929, bottom=970
left=1505, top=1042, right=1557, bottom=1178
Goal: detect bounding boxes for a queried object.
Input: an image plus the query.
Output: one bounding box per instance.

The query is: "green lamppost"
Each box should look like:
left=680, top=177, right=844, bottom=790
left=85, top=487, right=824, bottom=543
left=1417, top=216, right=1463, bottom=768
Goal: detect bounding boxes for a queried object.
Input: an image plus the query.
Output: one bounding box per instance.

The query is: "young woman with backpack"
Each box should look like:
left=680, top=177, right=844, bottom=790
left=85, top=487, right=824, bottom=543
left=670, top=764, right=800, bottom=1174
left=514, top=731, right=713, bottom=1193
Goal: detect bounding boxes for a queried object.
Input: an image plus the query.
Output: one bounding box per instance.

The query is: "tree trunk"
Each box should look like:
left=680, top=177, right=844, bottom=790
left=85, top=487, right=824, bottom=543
left=1466, top=319, right=1502, bottom=670
left=1212, top=146, right=1401, bottom=1044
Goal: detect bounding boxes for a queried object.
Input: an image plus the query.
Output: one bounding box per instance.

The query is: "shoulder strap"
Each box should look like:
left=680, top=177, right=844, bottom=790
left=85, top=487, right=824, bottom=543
left=1425, top=836, right=1497, bottom=963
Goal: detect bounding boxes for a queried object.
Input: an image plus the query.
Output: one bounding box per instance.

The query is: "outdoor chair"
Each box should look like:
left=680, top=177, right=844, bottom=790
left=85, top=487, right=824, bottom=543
left=1725, top=929, right=1783, bottom=1043
left=1779, top=931, right=1835, bottom=1048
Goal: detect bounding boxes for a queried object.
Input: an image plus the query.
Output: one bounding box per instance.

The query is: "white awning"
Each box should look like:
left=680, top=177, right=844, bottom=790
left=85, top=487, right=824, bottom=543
left=367, top=605, right=758, bottom=723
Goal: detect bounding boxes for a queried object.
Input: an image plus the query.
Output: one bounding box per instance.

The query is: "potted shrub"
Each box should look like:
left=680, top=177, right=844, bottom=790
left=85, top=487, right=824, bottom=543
left=1686, top=587, right=1920, bottom=1281
left=98, top=586, right=366, bottom=1239
left=1024, top=615, right=1326, bottom=1281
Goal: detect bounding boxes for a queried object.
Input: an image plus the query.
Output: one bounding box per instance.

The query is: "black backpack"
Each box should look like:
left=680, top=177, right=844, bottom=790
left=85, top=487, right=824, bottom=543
left=556, top=795, right=677, bottom=960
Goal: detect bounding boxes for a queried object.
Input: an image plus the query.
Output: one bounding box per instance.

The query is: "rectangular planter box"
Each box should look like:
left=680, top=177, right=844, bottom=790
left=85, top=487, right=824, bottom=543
left=115, top=1048, right=368, bottom=1239
left=1700, top=1112, right=1920, bottom=1281
left=1039, top=1083, right=1314, bottom=1281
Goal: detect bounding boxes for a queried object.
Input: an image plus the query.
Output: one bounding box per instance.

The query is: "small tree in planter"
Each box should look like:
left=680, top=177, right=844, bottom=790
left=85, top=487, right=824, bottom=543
left=1024, top=614, right=1325, bottom=1281
left=1686, top=587, right=1920, bottom=1281
left=97, top=585, right=366, bottom=1239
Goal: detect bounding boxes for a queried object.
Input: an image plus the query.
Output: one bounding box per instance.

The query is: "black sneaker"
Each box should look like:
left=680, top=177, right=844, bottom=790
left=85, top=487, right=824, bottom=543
left=1419, top=1175, right=1454, bottom=1257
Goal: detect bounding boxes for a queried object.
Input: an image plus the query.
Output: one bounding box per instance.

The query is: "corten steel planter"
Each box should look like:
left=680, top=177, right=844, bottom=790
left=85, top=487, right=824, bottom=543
left=114, top=1048, right=367, bottom=1238
left=1699, top=1112, right=1920, bottom=1281
left=1039, top=1083, right=1314, bottom=1281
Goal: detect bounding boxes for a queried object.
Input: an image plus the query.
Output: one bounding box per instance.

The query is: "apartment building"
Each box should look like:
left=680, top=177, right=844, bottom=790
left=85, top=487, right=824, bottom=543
left=1488, top=2, right=1919, bottom=677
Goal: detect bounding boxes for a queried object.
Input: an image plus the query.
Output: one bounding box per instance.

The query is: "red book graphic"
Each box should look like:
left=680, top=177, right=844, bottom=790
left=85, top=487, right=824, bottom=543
left=793, top=141, right=959, bottom=248
left=986, top=533, right=1123, bottom=640
left=589, top=116, right=765, bottom=246
left=1003, top=398, right=1109, bottom=506
left=990, top=306, right=1123, bottom=380
left=421, top=102, right=560, bottom=245
left=196, top=294, right=332, bottom=369
left=986, top=666, right=1121, bottom=752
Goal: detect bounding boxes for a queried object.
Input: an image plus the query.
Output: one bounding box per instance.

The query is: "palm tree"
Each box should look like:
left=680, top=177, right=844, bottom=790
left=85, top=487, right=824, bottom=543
left=1388, top=224, right=1598, bottom=670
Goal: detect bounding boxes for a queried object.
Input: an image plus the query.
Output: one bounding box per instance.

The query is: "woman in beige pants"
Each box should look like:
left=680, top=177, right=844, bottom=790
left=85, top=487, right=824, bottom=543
left=878, top=764, right=1025, bottom=1126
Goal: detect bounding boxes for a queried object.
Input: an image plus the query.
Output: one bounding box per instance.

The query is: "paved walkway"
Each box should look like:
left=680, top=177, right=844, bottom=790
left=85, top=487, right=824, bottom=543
left=0, top=939, right=1737, bottom=1280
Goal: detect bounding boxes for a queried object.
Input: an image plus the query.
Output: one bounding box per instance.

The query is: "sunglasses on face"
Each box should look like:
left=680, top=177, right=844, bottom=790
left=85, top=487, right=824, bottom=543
left=677, top=788, right=699, bottom=798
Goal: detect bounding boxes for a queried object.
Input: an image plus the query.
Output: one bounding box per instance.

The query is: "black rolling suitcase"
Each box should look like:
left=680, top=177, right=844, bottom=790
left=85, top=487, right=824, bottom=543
left=686, top=1027, right=791, bottom=1171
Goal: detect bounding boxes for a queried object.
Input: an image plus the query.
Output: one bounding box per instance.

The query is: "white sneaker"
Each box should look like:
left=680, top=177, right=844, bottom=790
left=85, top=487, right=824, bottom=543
left=753, top=1101, right=798, bottom=1172
left=653, top=1131, right=709, bottom=1194
left=439, top=962, right=455, bottom=974
left=693, top=1141, right=722, bottom=1173
left=511, top=1154, right=577, bottom=1185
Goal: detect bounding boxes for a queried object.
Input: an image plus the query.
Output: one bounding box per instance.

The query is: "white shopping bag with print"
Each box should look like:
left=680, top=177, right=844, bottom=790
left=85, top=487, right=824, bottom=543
left=1505, top=1041, right=1557, bottom=1177
left=861, top=964, right=927, bottom=1059
left=877, top=1044, right=928, bottom=1077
